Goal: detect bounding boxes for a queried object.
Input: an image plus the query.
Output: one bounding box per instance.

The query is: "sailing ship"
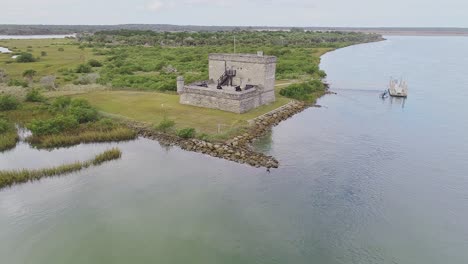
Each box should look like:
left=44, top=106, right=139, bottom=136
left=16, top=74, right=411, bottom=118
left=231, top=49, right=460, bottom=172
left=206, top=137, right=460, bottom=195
left=388, top=78, right=408, bottom=97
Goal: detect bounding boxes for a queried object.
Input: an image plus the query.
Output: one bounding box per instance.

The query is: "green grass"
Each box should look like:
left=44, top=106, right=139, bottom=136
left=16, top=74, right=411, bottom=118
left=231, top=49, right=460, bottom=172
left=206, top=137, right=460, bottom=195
left=74, top=84, right=291, bottom=136
left=0, top=38, right=105, bottom=85
left=0, top=148, right=122, bottom=189
left=0, top=129, right=18, bottom=151
left=1, top=38, right=338, bottom=142
left=28, top=127, right=136, bottom=149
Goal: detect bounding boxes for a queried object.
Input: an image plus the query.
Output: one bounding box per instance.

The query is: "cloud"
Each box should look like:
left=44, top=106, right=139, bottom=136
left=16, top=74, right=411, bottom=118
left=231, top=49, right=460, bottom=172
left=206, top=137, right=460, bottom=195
left=147, top=0, right=165, bottom=11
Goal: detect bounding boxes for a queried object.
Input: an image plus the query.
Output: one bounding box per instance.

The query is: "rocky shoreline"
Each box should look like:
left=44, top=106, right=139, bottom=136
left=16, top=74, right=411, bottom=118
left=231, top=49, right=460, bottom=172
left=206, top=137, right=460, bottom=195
left=127, top=100, right=309, bottom=169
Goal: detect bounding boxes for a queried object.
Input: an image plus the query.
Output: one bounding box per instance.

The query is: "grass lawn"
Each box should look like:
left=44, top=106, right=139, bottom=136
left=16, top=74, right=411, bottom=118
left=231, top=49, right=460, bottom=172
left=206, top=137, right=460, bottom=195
left=74, top=83, right=292, bottom=136
left=0, top=38, right=104, bottom=84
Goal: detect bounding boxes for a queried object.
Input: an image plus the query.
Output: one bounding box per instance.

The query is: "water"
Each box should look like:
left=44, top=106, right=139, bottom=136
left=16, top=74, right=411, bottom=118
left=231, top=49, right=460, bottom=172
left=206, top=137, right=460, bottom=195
left=1, top=34, right=73, bottom=53
left=0, top=46, right=12, bottom=53
left=1, top=36, right=467, bottom=264
left=0, top=34, right=75, bottom=40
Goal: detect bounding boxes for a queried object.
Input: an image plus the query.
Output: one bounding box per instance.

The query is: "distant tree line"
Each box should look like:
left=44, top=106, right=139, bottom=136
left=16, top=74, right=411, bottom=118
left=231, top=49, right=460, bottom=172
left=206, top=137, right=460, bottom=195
left=84, top=30, right=383, bottom=47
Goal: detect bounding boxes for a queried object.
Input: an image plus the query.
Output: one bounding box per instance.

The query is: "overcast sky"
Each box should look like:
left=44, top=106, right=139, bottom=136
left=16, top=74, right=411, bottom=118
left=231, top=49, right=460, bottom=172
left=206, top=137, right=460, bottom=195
left=2, top=0, right=467, bottom=27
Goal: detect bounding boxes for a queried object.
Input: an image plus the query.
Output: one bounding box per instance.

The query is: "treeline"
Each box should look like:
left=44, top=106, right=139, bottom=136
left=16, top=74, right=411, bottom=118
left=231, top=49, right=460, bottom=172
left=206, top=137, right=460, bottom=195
left=84, top=30, right=383, bottom=47
left=75, top=30, right=382, bottom=91
left=2, top=24, right=466, bottom=36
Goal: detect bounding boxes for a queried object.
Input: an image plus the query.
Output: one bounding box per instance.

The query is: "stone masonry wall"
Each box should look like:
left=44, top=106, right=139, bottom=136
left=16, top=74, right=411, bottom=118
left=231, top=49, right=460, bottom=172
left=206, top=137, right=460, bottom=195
left=180, top=88, right=261, bottom=113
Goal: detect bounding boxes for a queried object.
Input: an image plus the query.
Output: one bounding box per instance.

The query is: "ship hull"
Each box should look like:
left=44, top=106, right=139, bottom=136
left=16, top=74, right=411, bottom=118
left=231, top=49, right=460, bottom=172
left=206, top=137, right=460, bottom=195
left=388, top=89, right=407, bottom=97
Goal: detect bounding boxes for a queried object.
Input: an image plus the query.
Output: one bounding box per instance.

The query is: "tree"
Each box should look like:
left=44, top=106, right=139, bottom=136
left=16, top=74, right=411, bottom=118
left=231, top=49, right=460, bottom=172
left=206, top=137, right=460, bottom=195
left=22, top=69, right=37, bottom=83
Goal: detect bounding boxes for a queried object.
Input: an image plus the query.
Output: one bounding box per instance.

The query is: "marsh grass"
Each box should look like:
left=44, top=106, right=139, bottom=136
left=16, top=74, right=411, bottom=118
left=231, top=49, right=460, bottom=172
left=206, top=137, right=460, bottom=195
left=0, top=148, right=122, bottom=189
left=0, top=119, right=18, bottom=151
left=28, top=127, right=136, bottom=149
left=0, top=130, right=19, bottom=151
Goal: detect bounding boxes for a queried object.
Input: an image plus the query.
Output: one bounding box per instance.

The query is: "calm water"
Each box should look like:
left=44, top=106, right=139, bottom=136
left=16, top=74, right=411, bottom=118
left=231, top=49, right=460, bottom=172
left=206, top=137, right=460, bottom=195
left=0, top=34, right=75, bottom=40
left=0, top=34, right=74, bottom=53
left=1, top=36, right=467, bottom=264
left=0, top=46, right=12, bottom=53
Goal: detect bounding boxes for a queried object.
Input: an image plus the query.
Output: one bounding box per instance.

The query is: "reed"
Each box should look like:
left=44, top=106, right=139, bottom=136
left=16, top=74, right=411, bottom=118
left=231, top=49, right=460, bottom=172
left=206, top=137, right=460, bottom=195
left=0, top=148, right=122, bottom=189
left=28, top=127, right=136, bottom=149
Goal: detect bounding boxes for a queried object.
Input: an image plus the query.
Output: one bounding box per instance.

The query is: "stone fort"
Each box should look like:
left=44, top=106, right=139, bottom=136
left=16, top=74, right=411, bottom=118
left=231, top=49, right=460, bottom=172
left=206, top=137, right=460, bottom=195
left=177, top=52, right=277, bottom=113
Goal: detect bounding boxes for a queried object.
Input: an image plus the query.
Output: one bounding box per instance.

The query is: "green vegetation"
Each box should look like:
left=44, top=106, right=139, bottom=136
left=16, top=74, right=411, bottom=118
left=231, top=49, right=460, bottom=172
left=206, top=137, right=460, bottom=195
left=279, top=80, right=327, bottom=102
left=176, top=127, right=196, bottom=139
left=25, top=89, right=46, bottom=102
left=155, top=117, right=175, bottom=132
left=74, top=88, right=290, bottom=136
left=0, top=148, right=122, bottom=189
left=0, top=31, right=382, bottom=143
left=7, top=79, right=28, bottom=87
left=0, top=31, right=379, bottom=90
left=0, top=92, right=136, bottom=149
left=22, top=96, right=135, bottom=148
left=16, top=52, right=36, bottom=63
left=0, top=95, right=20, bottom=111
left=76, top=64, right=92, bottom=73
left=0, top=118, right=18, bottom=151
left=22, top=69, right=37, bottom=81
left=0, top=38, right=104, bottom=86
left=28, top=126, right=135, bottom=149
left=88, top=59, right=102, bottom=67
left=28, top=114, right=79, bottom=136
left=92, top=30, right=381, bottom=47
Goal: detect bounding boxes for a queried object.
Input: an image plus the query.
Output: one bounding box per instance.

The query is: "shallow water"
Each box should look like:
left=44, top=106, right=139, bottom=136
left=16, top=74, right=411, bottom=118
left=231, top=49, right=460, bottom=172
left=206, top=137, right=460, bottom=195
left=0, top=46, right=12, bottom=53
left=1, top=36, right=467, bottom=264
left=0, top=34, right=75, bottom=40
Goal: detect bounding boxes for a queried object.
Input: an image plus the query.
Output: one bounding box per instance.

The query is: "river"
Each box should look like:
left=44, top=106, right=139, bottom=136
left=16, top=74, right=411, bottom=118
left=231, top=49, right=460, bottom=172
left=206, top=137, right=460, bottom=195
left=0, top=34, right=74, bottom=53
left=0, top=36, right=467, bottom=264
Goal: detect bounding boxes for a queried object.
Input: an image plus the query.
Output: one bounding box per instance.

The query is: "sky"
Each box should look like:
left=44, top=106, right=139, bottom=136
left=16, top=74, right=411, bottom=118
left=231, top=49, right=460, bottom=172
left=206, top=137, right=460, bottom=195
left=2, top=0, right=468, bottom=27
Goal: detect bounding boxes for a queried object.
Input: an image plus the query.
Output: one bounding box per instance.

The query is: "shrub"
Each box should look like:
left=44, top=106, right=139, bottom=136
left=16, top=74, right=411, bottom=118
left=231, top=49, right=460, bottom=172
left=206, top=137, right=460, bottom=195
left=88, top=59, right=103, bottom=67
left=74, top=73, right=100, bottom=85
left=7, top=79, right=28, bottom=87
left=50, top=96, right=72, bottom=112
left=176, top=127, right=196, bottom=139
left=40, top=75, right=56, bottom=89
left=94, top=118, right=117, bottom=131
left=67, top=99, right=98, bottom=123
left=0, top=119, right=10, bottom=134
left=76, top=64, right=92, bottom=73
left=22, top=69, right=37, bottom=81
left=28, top=115, right=79, bottom=136
left=25, top=89, right=45, bottom=102
left=16, top=52, right=36, bottom=63
left=41, top=51, right=47, bottom=56
left=155, top=117, right=175, bottom=132
left=0, top=120, right=18, bottom=151
left=58, top=47, right=64, bottom=52
left=0, top=69, right=7, bottom=83
left=279, top=80, right=326, bottom=101
left=0, top=95, right=20, bottom=111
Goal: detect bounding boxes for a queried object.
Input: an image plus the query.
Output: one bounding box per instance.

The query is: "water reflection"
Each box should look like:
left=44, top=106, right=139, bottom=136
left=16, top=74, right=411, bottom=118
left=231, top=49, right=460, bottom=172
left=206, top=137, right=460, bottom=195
left=385, top=96, right=407, bottom=109
left=1, top=36, right=468, bottom=264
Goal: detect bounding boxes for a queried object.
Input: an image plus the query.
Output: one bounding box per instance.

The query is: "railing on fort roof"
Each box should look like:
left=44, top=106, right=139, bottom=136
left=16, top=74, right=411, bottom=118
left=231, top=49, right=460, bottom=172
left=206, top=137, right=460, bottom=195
left=217, top=69, right=237, bottom=86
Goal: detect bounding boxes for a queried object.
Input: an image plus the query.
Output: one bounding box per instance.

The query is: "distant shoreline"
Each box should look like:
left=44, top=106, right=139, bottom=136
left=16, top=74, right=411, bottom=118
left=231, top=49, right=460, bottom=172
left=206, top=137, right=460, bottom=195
left=0, top=24, right=467, bottom=37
